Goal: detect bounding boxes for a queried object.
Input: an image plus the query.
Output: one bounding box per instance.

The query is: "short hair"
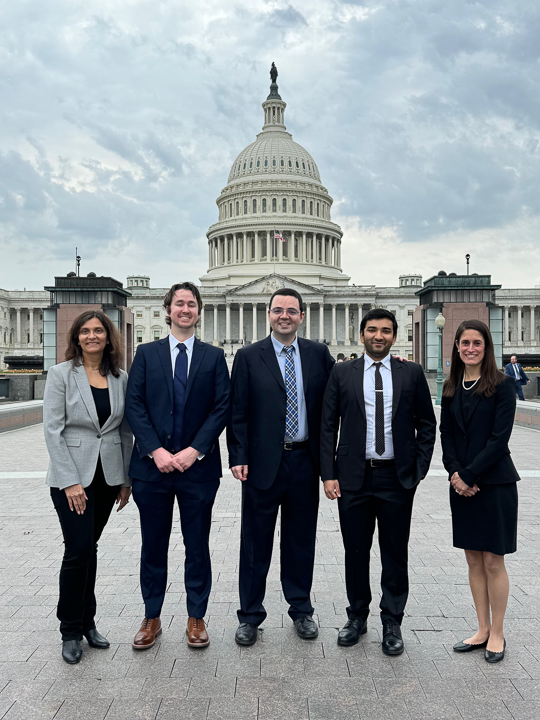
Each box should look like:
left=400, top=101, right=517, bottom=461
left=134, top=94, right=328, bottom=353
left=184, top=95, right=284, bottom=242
left=349, top=353, right=358, bottom=359
left=510, top=355, right=517, bottom=361
left=337, top=353, right=345, bottom=360
left=269, top=287, right=304, bottom=313
left=163, top=282, right=203, bottom=326
left=65, top=310, right=124, bottom=377
left=360, top=308, right=398, bottom=338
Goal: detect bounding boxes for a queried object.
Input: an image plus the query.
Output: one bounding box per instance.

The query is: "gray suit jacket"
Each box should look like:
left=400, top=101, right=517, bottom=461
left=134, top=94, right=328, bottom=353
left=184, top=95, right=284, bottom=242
left=43, top=360, right=132, bottom=490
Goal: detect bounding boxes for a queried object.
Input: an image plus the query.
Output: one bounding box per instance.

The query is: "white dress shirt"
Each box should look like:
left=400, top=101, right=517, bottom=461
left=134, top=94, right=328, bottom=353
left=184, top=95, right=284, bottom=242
left=271, top=333, right=309, bottom=442
left=513, top=363, right=521, bottom=380
left=169, top=332, right=195, bottom=376
left=364, top=353, right=394, bottom=460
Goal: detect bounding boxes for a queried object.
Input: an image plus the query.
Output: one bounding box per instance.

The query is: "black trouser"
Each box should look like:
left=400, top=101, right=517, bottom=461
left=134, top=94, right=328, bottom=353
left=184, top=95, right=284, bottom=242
left=50, top=460, right=119, bottom=641
left=132, top=474, right=220, bottom=620
left=338, top=463, right=416, bottom=625
left=238, top=446, right=319, bottom=626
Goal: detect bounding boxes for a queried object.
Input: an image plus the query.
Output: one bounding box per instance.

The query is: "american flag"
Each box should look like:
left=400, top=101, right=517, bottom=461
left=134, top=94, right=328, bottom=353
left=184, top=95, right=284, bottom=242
left=274, top=230, right=285, bottom=243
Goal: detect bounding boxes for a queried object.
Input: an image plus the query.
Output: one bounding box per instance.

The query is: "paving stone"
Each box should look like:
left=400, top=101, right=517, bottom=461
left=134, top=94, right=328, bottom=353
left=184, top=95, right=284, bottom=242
left=308, top=696, right=360, bottom=719
left=207, top=697, right=258, bottom=719
left=156, top=698, right=209, bottom=719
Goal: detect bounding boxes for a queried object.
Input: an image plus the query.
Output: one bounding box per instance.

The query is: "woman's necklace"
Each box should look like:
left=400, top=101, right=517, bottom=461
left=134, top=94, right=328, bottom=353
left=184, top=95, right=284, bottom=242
left=462, top=375, right=480, bottom=390
left=83, top=363, right=101, bottom=375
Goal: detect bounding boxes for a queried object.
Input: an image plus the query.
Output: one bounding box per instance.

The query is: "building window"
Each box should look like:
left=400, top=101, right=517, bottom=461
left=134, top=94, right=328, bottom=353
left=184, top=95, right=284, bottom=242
left=522, top=331, right=525, bottom=341
left=508, top=312, right=512, bottom=318
left=257, top=159, right=260, bottom=167
left=40, top=333, right=43, bottom=344
left=236, top=201, right=239, bottom=215
left=262, top=198, right=267, bottom=213
left=309, top=201, right=313, bottom=215
left=136, top=332, right=143, bottom=343
left=272, top=198, right=277, bottom=212
left=136, top=311, right=143, bottom=318
left=229, top=203, right=232, bottom=217
left=408, top=309, right=414, bottom=316
left=292, top=199, right=296, bottom=213
left=296, top=160, right=299, bottom=168
left=282, top=198, right=287, bottom=212
left=261, top=234, right=267, bottom=258
left=272, top=158, right=276, bottom=167
left=244, top=199, right=248, bottom=214
left=294, top=236, right=299, bottom=259
left=408, top=330, right=413, bottom=342
left=316, top=202, right=319, bottom=217
left=249, top=160, right=253, bottom=169
left=288, top=159, right=292, bottom=167
left=243, top=162, right=246, bottom=170
left=302, top=161, right=306, bottom=169
left=301, top=199, right=305, bottom=214
left=27, top=332, right=30, bottom=343
left=264, top=158, right=268, bottom=167
left=153, top=311, right=160, bottom=318
left=508, top=331, right=512, bottom=341
left=153, top=330, right=160, bottom=341
left=280, top=158, right=284, bottom=167
left=253, top=198, right=257, bottom=213
left=251, top=237, right=255, bottom=259
left=27, top=314, right=30, bottom=320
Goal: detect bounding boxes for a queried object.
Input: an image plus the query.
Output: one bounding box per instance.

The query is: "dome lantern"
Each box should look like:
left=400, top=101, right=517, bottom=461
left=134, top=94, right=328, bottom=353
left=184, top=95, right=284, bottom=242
left=262, top=62, right=287, bottom=131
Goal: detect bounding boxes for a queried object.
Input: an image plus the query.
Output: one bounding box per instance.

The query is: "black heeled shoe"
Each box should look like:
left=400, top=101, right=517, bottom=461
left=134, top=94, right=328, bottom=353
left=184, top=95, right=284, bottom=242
left=62, top=639, right=82, bottom=664
left=83, top=628, right=110, bottom=649
left=485, top=639, right=506, bottom=663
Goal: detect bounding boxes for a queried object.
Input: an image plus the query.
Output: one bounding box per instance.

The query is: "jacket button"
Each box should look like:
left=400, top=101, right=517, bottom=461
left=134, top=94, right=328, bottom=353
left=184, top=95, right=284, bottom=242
left=170, top=411, right=173, bottom=415
left=167, top=435, right=171, bottom=439
left=96, top=434, right=101, bottom=439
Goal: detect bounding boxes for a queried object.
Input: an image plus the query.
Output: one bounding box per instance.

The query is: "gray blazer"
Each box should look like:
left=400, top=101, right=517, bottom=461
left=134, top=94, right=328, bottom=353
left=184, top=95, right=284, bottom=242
left=43, top=360, right=132, bottom=490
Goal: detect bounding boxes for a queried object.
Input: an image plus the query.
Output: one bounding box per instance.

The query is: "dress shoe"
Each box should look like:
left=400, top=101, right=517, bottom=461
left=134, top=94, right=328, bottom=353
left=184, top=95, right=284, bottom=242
left=83, top=628, right=110, bottom=649
left=294, top=616, right=319, bottom=640
left=453, top=637, right=489, bottom=653
left=337, top=618, right=367, bottom=646
left=62, top=639, right=82, bottom=664
left=186, top=617, right=210, bottom=648
left=485, top=639, right=506, bottom=663
left=235, top=622, right=258, bottom=646
left=132, top=617, right=162, bottom=650
left=381, top=620, right=404, bottom=656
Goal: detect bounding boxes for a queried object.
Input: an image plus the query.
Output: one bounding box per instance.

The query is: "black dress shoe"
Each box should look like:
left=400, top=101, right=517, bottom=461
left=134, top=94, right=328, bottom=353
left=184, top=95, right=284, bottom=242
left=84, top=628, right=110, bottom=649
left=235, top=623, right=258, bottom=646
left=62, top=639, right=82, bottom=664
left=337, top=618, right=367, bottom=646
left=294, top=616, right=318, bottom=640
left=453, top=638, right=489, bottom=653
left=485, top=639, right=506, bottom=663
left=381, top=620, right=404, bottom=656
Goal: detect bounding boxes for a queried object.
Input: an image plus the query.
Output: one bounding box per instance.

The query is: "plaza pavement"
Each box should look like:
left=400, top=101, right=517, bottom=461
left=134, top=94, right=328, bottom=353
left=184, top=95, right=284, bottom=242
left=0, top=417, right=539, bottom=720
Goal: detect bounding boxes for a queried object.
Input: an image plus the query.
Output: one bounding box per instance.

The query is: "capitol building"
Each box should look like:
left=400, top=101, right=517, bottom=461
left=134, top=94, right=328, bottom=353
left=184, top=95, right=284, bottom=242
left=1, top=69, right=540, bottom=369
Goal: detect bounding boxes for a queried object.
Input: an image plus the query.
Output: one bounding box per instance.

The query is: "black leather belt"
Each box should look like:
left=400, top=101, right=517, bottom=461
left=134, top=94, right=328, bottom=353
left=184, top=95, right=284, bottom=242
left=283, top=440, right=310, bottom=451
left=366, top=458, right=395, bottom=467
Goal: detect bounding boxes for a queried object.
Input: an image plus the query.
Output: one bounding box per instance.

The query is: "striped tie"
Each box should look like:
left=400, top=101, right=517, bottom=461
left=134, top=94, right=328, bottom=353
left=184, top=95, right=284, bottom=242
left=283, top=345, right=299, bottom=439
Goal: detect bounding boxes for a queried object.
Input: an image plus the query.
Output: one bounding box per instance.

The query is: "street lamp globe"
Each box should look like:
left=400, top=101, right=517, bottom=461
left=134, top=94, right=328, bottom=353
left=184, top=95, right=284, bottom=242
left=435, top=312, right=446, bottom=329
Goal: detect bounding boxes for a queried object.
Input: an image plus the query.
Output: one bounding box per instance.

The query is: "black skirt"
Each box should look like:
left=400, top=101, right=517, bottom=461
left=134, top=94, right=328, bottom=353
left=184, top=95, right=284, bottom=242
left=450, top=482, right=518, bottom=555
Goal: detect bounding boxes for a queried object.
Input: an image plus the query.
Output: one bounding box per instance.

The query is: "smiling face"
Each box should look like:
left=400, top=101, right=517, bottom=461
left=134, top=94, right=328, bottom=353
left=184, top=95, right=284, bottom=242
left=360, top=317, right=396, bottom=360
left=457, top=329, right=485, bottom=370
left=167, top=289, right=200, bottom=333
left=269, top=294, right=304, bottom=343
left=78, top=318, right=108, bottom=357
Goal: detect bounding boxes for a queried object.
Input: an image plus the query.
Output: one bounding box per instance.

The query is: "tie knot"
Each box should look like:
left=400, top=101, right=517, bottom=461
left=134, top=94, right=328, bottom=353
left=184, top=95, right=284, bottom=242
left=374, top=362, right=382, bottom=369
left=283, top=345, right=294, bottom=355
left=177, top=343, right=186, bottom=353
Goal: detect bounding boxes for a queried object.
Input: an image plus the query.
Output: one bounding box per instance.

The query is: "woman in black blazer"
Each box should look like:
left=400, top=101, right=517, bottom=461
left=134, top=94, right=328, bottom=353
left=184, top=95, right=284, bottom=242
left=440, top=319, right=519, bottom=664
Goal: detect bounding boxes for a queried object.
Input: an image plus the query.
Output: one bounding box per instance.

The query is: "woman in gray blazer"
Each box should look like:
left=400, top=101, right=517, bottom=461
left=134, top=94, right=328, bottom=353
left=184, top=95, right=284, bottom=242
left=44, top=310, right=132, bottom=664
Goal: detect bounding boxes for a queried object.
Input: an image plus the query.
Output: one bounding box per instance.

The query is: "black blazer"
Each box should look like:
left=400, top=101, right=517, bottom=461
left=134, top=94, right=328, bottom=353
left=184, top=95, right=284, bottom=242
left=440, top=374, right=520, bottom=487
left=125, top=336, right=230, bottom=483
left=227, top=335, right=335, bottom=490
left=320, top=355, right=436, bottom=490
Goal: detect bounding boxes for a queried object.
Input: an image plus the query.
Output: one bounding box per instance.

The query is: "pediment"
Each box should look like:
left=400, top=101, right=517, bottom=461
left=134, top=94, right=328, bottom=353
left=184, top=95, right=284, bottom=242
left=228, top=273, right=321, bottom=296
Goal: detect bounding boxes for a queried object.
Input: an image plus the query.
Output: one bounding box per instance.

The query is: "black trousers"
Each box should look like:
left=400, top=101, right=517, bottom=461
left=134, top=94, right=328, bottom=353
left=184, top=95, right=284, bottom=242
left=132, top=473, right=219, bottom=620
left=338, top=463, right=416, bottom=625
left=50, top=460, right=119, bottom=641
left=238, top=446, right=319, bottom=626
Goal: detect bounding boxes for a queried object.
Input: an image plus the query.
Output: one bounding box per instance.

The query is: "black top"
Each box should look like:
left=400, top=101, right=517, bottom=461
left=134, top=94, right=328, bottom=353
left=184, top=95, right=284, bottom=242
left=90, top=386, right=111, bottom=427
left=460, top=380, right=477, bottom=425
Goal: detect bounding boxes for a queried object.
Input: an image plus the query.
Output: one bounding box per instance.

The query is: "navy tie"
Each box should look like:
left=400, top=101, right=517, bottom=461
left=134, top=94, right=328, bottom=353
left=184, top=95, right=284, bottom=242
left=172, top=343, right=187, bottom=453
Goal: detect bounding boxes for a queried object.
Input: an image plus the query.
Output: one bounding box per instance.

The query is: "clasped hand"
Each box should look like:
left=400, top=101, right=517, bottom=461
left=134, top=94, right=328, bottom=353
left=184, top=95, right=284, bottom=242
left=153, top=446, right=199, bottom=473
left=450, top=472, right=480, bottom=497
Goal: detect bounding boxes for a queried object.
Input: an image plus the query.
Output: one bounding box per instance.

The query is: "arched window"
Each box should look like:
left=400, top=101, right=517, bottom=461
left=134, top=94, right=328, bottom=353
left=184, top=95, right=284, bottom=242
left=252, top=198, right=257, bottom=213
left=262, top=198, right=267, bottom=213
left=257, top=159, right=260, bottom=168
left=272, top=198, right=277, bottom=212
left=292, top=199, right=296, bottom=213
left=236, top=201, right=239, bottom=215
left=295, top=160, right=299, bottom=169
left=308, top=163, right=311, bottom=171
left=229, top=203, right=233, bottom=217
left=301, top=199, right=305, bottom=214
left=249, top=160, right=253, bottom=169
left=302, top=161, right=306, bottom=170
left=288, top=159, right=292, bottom=167
left=272, top=158, right=276, bottom=167
left=282, top=198, right=287, bottom=212
left=244, top=199, right=248, bottom=214
left=309, top=201, right=313, bottom=215
left=264, top=158, right=268, bottom=167
left=243, top=162, right=246, bottom=170
left=280, top=158, right=284, bottom=167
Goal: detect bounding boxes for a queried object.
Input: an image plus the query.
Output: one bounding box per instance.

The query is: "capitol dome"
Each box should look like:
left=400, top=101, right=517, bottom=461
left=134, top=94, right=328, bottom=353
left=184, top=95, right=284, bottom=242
left=201, top=66, right=349, bottom=289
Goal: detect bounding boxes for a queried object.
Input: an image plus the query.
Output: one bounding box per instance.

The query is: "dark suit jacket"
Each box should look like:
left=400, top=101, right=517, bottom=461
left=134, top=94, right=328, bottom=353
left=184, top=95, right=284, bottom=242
left=320, top=355, right=436, bottom=490
left=440, top=374, right=520, bottom=487
left=125, top=336, right=230, bottom=482
left=504, top=362, right=529, bottom=385
left=227, top=335, right=335, bottom=490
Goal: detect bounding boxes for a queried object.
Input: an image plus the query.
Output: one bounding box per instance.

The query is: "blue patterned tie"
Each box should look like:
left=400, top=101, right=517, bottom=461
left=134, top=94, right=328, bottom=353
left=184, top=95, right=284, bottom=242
left=172, top=343, right=187, bottom=452
left=283, top=345, right=299, bottom=439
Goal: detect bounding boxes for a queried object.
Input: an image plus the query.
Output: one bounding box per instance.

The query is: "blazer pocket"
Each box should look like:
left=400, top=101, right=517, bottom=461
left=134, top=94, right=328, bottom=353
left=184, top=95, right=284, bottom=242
left=337, top=445, right=348, bottom=455
left=65, top=439, right=81, bottom=447
left=113, top=437, right=122, bottom=445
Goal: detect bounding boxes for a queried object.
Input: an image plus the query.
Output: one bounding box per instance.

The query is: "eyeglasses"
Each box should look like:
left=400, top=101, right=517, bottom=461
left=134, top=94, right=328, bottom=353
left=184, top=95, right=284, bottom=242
left=269, top=308, right=301, bottom=317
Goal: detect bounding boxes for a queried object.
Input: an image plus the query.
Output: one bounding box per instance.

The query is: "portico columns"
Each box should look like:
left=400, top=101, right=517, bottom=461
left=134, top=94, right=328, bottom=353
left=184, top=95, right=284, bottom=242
left=225, top=303, right=231, bottom=342
left=504, top=306, right=510, bottom=342
left=255, top=232, right=260, bottom=262
left=29, top=309, right=34, bottom=344
left=517, top=305, right=522, bottom=343
left=239, top=303, right=244, bottom=343
left=200, top=306, right=205, bottom=342
left=531, top=306, right=535, bottom=343
left=16, top=309, right=21, bottom=344
left=305, top=303, right=311, bottom=339
left=319, top=302, right=324, bottom=341
left=344, top=304, right=350, bottom=346
left=331, top=304, right=337, bottom=345
left=213, top=305, right=218, bottom=346
left=252, top=304, right=257, bottom=343
left=265, top=304, right=270, bottom=335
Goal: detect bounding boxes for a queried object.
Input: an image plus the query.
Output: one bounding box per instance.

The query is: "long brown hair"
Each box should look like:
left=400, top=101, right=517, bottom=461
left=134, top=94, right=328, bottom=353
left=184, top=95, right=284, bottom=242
left=443, top=319, right=504, bottom=398
left=65, top=311, right=124, bottom=377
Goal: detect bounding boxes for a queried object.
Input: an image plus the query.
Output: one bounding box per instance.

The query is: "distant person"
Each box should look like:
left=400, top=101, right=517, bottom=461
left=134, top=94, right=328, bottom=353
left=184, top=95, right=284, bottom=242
left=349, top=353, right=358, bottom=360
left=125, top=282, right=230, bottom=650
left=320, top=309, right=436, bottom=656
left=44, top=311, right=132, bottom=664
left=504, top=356, right=529, bottom=400
left=441, top=320, right=519, bottom=664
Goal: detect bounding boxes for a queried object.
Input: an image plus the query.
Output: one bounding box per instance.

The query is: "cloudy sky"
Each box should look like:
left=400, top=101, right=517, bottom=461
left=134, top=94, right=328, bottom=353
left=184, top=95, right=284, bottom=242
left=1, top=0, right=540, bottom=291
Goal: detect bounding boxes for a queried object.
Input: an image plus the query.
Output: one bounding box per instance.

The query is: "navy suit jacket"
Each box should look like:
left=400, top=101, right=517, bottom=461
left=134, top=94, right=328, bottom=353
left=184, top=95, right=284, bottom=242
left=227, top=335, right=335, bottom=490
left=125, top=336, right=230, bottom=483
left=504, top=362, right=529, bottom=385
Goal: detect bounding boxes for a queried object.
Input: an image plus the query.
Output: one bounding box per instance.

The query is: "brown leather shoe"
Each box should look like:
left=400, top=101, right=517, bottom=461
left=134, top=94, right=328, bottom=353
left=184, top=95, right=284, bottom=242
left=132, top=618, right=162, bottom=650
left=186, top=617, right=209, bottom=648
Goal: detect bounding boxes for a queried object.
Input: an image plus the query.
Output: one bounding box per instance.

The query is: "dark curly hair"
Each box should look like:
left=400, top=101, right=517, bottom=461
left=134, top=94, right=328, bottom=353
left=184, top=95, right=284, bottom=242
left=163, top=282, right=203, bottom=326
left=65, top=310, right=124, bottom=377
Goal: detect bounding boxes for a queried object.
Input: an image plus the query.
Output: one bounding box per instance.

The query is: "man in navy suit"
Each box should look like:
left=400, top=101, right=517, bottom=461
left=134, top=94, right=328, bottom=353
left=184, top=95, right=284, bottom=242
left=505, top=355, right=529, bottom=400
left=125, top=282, right=230, bottom=650
left=227, top=288, right=334, bottom=646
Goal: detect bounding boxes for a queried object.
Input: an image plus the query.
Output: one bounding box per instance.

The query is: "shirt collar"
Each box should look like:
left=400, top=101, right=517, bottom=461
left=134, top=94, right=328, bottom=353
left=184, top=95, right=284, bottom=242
left=271, top=333, right=298, bottom=355
left=169, top=332, right=195, bottom=354
left=364, top=352, right=392, bottom=371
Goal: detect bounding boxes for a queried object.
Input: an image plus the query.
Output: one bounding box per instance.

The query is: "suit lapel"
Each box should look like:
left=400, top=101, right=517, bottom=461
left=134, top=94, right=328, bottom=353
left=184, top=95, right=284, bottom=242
left=100, top=373, right=118, bottom=433
left=73, top=366, right=100, bottom=433
left=452, top=384, right=466, bottom=433
left=352, top=355, right=366, bottom=422
left=298, top=338, right=312, bottom=393
left=157, top=338, right=174, bottom=402
left=260, top=335, right=286, bottom=391
left=185, top=338, right=207, bottom=402
left=464, top=391, right=482, bottom=426
left=390, top=356, right=403, bottom=420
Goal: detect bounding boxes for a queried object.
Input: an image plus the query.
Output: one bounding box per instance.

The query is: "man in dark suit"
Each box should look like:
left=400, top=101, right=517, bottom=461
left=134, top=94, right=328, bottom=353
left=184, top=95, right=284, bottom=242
left=320, top=308, right=436, bottom=656
left=125, top=282, right=230, bottom=650
left=228, top=288, right=334, bottom=646
left=504, top=355, right=529, bottom=400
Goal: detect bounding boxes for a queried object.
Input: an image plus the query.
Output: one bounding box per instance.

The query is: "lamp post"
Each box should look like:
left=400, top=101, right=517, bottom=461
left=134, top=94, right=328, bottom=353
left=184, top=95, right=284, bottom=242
left=435, top=312, right=446, bottom=405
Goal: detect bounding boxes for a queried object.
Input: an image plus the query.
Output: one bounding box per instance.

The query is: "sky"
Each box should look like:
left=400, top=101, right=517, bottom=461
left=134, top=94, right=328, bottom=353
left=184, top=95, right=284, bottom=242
left=1, top=0, right=540, bottom=291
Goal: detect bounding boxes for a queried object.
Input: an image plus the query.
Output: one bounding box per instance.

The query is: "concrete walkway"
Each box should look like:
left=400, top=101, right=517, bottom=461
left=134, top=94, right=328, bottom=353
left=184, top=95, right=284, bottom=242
left=0, top=420, right=539, bottom=720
